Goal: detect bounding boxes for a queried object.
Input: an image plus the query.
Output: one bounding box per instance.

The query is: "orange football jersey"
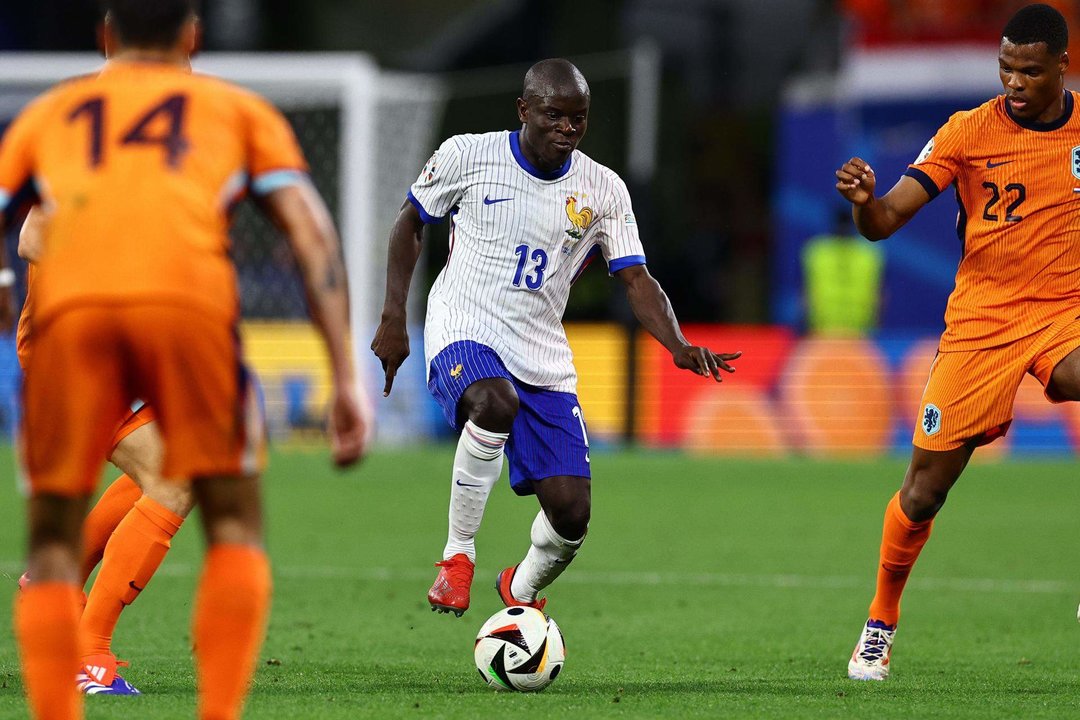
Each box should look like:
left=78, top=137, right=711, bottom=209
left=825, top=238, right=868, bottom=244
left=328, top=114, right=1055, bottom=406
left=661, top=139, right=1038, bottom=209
left=0, top=60, right=307, bottom=327
left=906, top=91, right=1080, bottom=351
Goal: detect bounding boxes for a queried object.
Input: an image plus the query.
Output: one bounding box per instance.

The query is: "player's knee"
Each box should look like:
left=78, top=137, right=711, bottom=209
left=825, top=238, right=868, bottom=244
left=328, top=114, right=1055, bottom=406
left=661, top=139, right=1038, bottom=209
left=463, top=382, right=519, bottom=431
left=900, top=472, right=949, bottom=522
left=548, top=499, right=590, bottom=542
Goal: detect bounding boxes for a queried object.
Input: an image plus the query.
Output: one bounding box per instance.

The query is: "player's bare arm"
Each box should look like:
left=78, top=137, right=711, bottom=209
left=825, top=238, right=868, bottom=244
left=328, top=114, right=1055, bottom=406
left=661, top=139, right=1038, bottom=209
left=17, top=205, right=46, bottom=262
left=262, top=182, right=368, bottom=467
left=835, top=157, right=930, bottom=240
left=370, top=200, right=424, bottom=396
left=616, top=264, right=741, bottom=382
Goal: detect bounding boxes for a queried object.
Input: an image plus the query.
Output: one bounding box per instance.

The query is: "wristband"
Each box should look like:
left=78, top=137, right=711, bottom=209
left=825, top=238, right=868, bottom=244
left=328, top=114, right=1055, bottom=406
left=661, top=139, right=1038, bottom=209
left=0, top=268, right=14, bottom=288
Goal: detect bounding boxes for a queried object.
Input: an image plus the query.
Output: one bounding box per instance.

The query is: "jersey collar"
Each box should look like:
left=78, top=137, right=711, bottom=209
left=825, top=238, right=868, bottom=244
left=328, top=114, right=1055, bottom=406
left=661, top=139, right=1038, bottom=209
left=1004, top=90, right=1073, bottom=131
left=509, top=130, right=572, bottom=180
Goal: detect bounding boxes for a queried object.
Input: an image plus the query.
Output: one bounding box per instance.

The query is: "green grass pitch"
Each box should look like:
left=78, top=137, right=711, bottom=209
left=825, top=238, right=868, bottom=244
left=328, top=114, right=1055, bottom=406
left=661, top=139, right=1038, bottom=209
left=0, top=444, right=1077, bottom=718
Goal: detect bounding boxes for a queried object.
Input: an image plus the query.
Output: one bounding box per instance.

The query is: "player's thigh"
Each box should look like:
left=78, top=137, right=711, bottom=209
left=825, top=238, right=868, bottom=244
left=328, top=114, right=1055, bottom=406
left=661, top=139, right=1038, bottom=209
left=427, top=341, right=518, bottom=431
left=912, top=345, right=1026, bottom=451
left=505, top=386, right=591, bottom=498
left=1031, top=317, right=1080, bottom=401
left=124, top=306, right=266, bottom=482
left=22, top=308, right=130, bottom=497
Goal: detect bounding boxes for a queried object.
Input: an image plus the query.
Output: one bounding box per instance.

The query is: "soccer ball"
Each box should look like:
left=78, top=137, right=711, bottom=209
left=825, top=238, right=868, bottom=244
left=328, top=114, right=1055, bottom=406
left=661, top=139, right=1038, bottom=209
left=474, top=606, right=565, bottom=692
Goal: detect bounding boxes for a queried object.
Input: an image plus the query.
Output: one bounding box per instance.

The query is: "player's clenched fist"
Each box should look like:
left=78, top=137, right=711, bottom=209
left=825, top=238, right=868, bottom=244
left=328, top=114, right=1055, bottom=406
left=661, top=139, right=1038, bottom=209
left=835, top=157, right=876, bottom=206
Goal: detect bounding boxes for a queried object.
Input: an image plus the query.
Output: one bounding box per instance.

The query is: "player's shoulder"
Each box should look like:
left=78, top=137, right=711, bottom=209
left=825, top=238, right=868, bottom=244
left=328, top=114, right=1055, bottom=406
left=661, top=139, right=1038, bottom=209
left=188, top=72, right=275, bottom=110
left=940, top=97, right=1001, bottom=134
left=571, top=149, right=628, bottom=191
left=439, top=131, right=506, bottom=155
left=17, top=72, right=99, bottom=117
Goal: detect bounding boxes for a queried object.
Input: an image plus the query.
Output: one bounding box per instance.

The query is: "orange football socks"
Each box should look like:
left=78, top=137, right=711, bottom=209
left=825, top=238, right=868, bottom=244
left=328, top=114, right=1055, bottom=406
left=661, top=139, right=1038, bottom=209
left=867, top=491, right=934, bottom=626
left=79, top=496, right=184, bottom=659
left=16, top=582, right=83, bottom=720
left=193, top=544, right=271, bottom=720
left=80, top=474, right=142, bottom=585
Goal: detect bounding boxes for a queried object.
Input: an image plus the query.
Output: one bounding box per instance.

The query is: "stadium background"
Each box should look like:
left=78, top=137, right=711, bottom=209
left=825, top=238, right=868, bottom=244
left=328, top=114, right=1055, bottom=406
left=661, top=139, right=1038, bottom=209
left=3, top=0, right=1080, bottom=457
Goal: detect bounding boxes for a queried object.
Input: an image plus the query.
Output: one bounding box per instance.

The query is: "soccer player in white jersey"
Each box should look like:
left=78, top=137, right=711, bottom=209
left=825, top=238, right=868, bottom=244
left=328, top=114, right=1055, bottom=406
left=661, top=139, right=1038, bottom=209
left=371, top=58, right=741, bottom=616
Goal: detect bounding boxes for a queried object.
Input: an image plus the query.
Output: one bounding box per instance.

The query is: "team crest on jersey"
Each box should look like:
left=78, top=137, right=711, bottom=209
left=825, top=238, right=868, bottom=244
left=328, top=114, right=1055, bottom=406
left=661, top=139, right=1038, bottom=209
left=450, top=363, right=464, bottom=379
left=565, top=194, right=594, bottom=240
left=1071, top=146, right=1080, bottom=179
left=922, top=403, right=941, bottom=436
left=914, top=138, right=934, bottom=164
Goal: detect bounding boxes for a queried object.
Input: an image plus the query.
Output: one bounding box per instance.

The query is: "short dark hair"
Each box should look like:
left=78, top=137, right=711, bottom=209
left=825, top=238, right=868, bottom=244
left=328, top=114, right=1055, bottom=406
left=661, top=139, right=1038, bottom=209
left=1002, top=3, right=1069, bottom=55
left=102, top=0, right=196, bottom=49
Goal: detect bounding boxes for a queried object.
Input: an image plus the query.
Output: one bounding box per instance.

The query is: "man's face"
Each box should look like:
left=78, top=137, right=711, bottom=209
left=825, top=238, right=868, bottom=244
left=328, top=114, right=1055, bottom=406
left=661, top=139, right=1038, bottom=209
left=999, top=39, right=1069, bottom=122
left=516, top=90, right=590, bottom=171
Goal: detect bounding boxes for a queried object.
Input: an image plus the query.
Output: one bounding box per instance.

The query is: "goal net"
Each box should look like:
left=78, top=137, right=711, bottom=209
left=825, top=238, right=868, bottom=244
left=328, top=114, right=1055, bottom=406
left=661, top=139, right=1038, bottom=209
left=0, top=52, right=446, bottom=442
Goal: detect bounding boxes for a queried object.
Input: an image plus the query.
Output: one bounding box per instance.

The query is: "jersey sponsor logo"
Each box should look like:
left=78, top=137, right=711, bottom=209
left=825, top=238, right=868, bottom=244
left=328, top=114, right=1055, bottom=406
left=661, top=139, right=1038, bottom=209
left=1071, top=146, right=1080, bottom=180
left=914, top=138, right=934, bottom=164
left=483, top=195, right=514, bottom=205
left=986, top=159, right=1013, bottom=169
left=564, top=194, right=594, bottom=240
left=450, top=363, right=464, bottom=379
left=922, top=403, right=942, bottom=436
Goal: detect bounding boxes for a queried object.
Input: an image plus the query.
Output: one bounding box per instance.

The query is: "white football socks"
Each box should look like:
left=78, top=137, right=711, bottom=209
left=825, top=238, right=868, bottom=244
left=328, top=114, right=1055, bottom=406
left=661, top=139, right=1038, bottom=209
left=510, top=510, right=584, bottom=602
left=442, top=420, right=508, bottom=562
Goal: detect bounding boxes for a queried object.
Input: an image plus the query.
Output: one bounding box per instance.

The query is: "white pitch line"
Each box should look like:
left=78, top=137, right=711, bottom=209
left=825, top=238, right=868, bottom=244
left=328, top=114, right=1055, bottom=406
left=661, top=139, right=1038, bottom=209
left=0, top=562, right=1069, bottom=596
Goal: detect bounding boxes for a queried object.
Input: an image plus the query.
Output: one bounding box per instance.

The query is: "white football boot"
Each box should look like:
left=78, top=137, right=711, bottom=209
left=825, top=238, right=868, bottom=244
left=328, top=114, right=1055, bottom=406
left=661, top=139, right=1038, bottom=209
left=847, top=619, right=896, bottom=681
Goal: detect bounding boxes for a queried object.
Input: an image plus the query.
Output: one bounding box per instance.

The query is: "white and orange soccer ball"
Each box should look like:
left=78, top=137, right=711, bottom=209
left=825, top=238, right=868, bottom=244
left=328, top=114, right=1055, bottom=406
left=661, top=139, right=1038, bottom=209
left=473, top=606, right=565, bottom=692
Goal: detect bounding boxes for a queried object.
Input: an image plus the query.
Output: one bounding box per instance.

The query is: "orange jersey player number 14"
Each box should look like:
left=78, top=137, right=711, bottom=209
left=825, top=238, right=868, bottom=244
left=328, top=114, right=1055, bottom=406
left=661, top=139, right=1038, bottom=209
left=68, top=94, right=189, bottom=169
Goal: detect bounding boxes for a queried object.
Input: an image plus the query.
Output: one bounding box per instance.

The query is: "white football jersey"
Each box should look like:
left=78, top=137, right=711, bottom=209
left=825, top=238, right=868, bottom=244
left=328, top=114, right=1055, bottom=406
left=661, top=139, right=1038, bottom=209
left=409, top=130, right=646, bottom=392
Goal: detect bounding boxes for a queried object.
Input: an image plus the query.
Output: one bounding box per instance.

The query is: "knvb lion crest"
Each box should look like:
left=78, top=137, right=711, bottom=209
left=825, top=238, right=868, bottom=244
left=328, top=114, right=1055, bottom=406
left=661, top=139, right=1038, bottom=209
left=922, top=403, right=941, bottom=436
left=564, top=194, right=594, bottom=240
left=1071, top=146, right=1080, bottom=180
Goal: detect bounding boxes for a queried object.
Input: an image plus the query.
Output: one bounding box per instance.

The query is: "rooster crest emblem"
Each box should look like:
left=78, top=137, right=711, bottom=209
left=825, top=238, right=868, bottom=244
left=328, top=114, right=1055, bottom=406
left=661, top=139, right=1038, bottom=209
left=564, top=195, right=594, bottom=240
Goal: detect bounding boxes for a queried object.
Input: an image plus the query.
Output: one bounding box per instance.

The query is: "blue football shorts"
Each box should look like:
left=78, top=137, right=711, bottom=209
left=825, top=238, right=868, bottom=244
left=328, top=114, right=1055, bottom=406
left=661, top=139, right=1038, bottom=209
left=428, top=340, right=591, bottom=495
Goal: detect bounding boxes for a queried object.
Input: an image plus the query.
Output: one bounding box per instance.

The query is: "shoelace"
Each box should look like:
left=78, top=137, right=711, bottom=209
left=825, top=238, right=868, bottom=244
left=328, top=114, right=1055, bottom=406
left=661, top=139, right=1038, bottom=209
left=434, top=558, right=473, bottom=584
left=857, top=626, right=893, bottom=664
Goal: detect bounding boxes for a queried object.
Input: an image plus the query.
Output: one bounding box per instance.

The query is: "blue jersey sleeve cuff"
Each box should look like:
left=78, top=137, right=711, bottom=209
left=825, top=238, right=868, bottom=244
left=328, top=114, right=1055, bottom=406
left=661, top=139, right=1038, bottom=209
left=608, top=255, right=647, bottom=274
left=407, top=190, right=446, bottom=224
left=903, top=167, right=942, bottom=200
left=251, top=169, right=308, bottom=196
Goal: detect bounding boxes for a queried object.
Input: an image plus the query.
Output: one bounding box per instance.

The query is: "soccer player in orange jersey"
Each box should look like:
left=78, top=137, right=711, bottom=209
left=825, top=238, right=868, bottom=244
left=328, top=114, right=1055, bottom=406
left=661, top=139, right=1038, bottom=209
left=17, top=207, right=193, bottom=696
left=835, top=3, right=1080, bottom=681
left=0, top=2, right=369, bottom=719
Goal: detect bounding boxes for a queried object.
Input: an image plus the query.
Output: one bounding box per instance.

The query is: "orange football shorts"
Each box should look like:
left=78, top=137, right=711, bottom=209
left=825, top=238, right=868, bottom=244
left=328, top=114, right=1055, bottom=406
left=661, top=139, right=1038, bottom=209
left=913, top=314, right=1080, bottom=451
left=21, top=304, right=266, bottom=496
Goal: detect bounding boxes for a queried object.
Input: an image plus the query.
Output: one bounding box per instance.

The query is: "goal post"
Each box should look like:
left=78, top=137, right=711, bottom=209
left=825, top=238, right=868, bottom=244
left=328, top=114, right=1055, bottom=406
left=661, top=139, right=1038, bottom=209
left=0, top=52, right=447, bottom=441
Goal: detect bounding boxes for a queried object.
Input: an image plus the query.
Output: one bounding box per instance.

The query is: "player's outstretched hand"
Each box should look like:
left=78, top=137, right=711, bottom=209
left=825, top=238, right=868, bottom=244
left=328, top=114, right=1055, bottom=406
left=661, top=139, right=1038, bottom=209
left=673, top=346, right=741, bottom=383
left=328, top=384, right=369, bottom=468
left=835, top=157, right=876, bottom=206
left=370, top=317, right=410, bottom=396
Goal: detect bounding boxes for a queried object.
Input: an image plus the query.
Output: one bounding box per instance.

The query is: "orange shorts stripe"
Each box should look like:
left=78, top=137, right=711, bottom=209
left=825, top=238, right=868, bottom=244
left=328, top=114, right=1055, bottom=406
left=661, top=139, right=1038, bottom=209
left=913, top=315, right=1080, bottom=451
left=21, top=305, right=265, bottom=496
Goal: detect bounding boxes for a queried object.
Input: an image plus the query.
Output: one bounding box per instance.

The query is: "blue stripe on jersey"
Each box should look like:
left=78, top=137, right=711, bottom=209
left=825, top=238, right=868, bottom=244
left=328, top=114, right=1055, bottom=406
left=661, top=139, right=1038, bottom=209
left=903, top=167, right=941, bottom=200
left=509, top=130, right=572, bottom=180
left=251, top=169, right=307, bottom=196
left=407, top=190, right=446, bottom=224
left=608, top=255, right=647, bottom=274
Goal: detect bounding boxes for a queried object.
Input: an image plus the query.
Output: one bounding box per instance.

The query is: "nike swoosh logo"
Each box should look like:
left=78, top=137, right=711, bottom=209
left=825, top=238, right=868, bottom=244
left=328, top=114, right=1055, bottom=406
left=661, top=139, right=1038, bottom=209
left=455, top=479, right=482, bottom=487
left=483, top=195, right=513, bottom=205
left=986, top=160, right=1013, bottom=168
left=129, top=580, right=144, bottom=592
